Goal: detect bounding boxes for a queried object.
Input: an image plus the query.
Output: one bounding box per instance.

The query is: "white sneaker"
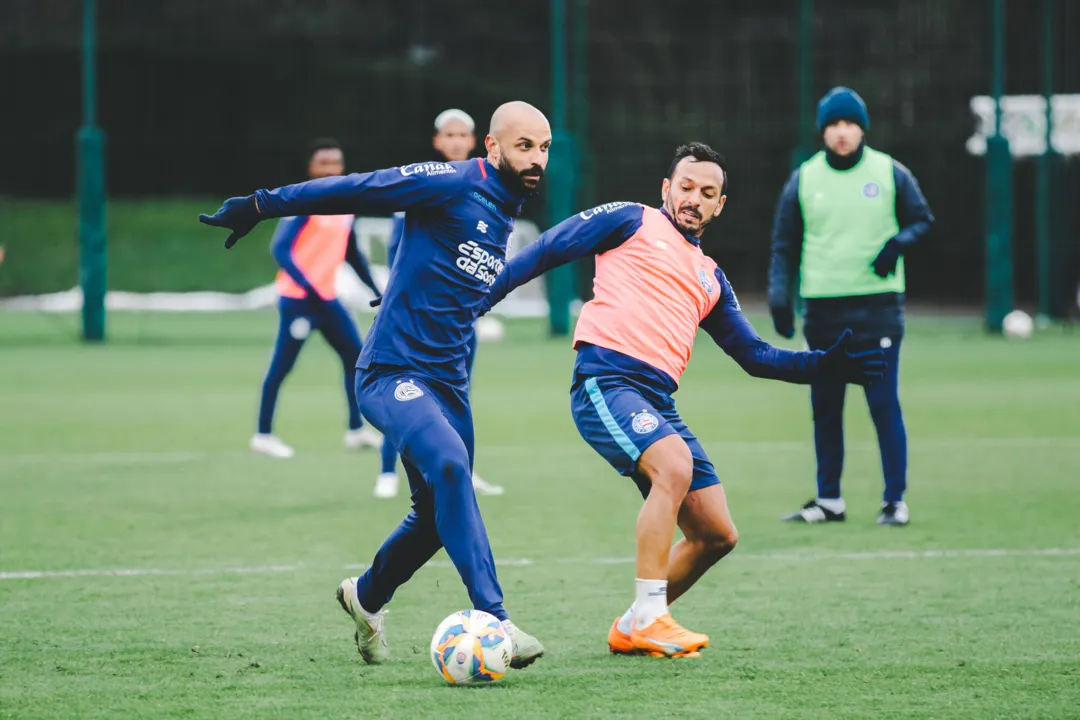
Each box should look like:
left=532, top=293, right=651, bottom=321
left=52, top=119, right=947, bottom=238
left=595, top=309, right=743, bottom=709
left=472, top=473, right=504, bottom=496
left=374, top=472, right=400, bottom=499
left=249, top=433, right=295, bottom=459
left=781, top=499, right=845, bottom=523
left=877, top=501, right=910, bottom=526
left=336, top=577, right=389, bottom=664
left=502, top=619, right=544, bottom=669
left=344, top=427, right=382, bottom=450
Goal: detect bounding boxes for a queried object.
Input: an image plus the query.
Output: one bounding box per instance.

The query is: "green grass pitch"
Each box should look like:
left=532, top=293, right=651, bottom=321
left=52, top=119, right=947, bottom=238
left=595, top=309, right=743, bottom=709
left=2, top=311, right=1079, bottom=719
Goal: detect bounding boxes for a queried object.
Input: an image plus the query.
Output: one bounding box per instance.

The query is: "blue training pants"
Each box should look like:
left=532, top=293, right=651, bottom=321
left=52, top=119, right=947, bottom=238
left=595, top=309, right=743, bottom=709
left=354, top=365, right=506, bottom=620
left=808, top=337, right=907, bottom=504
left=258, top=296, right=364, bottom=435
left=380, top=329, right=478, bottom=474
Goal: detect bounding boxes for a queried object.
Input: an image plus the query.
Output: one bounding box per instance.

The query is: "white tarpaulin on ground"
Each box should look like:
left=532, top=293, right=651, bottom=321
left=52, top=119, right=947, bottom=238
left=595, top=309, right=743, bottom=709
left=0, top=218, right=550, bottom=319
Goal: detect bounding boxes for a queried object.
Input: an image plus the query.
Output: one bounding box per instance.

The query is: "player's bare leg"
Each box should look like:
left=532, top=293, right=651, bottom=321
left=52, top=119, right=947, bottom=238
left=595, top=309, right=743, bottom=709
left=635, top=435, right=692, bottom=580
left=613, top=434, right=709, bottom=658
left=612, top=484, right=737, bottom=644
left=667, top=483, right=739, bottom=604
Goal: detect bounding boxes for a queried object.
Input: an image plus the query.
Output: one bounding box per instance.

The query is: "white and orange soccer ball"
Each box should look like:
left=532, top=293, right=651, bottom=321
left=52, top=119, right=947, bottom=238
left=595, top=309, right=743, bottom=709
left=430, top=609, right=512, bottom=685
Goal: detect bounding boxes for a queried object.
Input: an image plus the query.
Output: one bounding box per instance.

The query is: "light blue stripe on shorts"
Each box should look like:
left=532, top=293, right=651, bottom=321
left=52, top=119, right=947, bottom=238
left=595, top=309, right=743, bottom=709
left=584, top=377, right=641, bottom=462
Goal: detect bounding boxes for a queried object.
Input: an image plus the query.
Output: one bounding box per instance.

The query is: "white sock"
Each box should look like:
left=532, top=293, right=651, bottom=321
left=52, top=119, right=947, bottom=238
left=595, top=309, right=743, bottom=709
left=816, top=497, right=846, bottom=514
left=633, top=578, right=668, bottom=630
left=616, top=604, right=635, bottom=635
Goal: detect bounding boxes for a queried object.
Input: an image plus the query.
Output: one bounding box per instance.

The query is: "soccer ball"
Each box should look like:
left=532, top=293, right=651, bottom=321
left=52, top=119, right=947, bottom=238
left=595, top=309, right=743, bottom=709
left=1002, top=309, right=1034, bottom=339
left=430, top=609, right=512, bottom=685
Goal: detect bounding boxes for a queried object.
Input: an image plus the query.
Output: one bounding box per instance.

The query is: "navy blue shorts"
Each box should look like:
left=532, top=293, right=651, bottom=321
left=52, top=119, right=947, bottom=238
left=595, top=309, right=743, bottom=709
left=570, top=374, right=721, bottom=498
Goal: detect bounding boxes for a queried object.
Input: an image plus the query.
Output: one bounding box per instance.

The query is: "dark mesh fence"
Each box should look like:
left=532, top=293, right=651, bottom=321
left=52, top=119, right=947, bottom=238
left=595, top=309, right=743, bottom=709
left=1, top=0, right=1077, bottom=302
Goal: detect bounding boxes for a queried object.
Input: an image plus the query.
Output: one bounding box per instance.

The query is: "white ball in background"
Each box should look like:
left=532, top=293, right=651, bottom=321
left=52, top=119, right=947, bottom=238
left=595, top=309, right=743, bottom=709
left=1002, top=309, right=1034, bottom=339
left=476, top=316, right=506, bottom=343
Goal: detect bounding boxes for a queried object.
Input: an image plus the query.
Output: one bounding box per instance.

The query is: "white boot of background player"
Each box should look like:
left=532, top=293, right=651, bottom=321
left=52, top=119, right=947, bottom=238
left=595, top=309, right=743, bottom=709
left=250, top=433, right=295, bottom=459
left=471, top=473, right=504, bottom=496
left=375, top=472, right=503, bottom=498
left=373, top=472, right=399, bottom=499
left=344, top=426, right=382, bottom=450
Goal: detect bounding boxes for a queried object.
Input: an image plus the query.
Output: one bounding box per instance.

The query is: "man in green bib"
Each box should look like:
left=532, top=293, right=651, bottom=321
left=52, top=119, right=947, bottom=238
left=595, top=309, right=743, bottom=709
left=768, top=86, right=933, bottom=526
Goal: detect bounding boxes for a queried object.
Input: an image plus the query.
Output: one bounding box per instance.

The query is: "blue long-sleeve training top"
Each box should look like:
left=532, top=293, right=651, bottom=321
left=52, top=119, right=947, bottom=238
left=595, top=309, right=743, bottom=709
left=253, top=158, right=529, bottom=382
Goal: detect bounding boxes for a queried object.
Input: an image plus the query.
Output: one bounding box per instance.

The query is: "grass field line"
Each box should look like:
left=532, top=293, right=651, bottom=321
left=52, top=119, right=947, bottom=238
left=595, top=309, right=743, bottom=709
left=3, top=547, right=1078, bottom=582
left=4, top=435, right=1079, bottom=466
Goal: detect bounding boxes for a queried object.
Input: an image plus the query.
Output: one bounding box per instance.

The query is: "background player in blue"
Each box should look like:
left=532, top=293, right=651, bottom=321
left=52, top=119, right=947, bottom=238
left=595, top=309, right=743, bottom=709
left=199, top=101, right=550, bottom=668
left=374, top=109, right=504, bottom=499
left=251, top=139, right=383, bottom=459
left=479, top=143, right=885, bottom=657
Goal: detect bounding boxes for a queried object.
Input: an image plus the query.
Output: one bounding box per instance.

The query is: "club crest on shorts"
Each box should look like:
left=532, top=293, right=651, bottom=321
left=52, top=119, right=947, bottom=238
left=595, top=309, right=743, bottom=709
left=631, top=410, right=659, bottom=435
left=394, top=380, right=424, bottom=402
left=862, top=181, right=880, bottom=198
left=698, top=268, right=715, bottom=294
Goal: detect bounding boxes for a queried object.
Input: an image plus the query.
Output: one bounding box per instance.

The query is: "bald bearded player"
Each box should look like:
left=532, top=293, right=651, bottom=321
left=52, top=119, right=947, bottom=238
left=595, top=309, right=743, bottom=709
left=200, top=101, right=551, bottom=669
left=480, top=142, right=886, bottom=659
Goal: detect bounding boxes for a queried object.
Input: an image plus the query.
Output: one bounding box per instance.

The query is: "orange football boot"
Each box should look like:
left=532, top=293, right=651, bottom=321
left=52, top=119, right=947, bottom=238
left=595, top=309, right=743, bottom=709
left=607, top=617, right=636, bottom=655
left=630, top=613, right=708, bottom=658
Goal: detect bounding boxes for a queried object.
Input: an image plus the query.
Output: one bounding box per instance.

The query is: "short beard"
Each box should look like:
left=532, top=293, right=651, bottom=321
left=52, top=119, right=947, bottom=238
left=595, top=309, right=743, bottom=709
left=497, top=155, right=543, bottom=194
left=665, top=198, right=707, bottom=236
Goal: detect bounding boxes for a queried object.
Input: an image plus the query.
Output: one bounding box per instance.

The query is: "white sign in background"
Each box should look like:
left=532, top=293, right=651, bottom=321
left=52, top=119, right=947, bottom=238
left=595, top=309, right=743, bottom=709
left=967, top=94, right=1080, bottom=157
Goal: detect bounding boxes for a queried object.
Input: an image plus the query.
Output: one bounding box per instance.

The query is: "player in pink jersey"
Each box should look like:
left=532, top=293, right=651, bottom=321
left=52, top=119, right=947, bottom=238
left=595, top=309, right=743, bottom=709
left=250, top=139, right=383, bottom=459
left=481, top=143, right=885, bottom=657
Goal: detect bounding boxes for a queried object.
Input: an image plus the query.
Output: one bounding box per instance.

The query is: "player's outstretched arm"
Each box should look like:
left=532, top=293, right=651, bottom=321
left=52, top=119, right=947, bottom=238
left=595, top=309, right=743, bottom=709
left=200, top=163, right=462, bottom=249
left=700, top=269, right=885, bottom=385
left=482, top=201, right=641, bottom=312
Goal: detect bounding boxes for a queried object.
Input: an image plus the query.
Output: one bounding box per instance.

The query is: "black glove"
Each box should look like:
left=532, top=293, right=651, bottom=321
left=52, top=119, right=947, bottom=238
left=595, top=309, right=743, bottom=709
left=770, top=304, right=795, bottom=339
left=198, top=195, right=261, bottom=249
left=819, top=329, right=887, bottom=385
left=871, top=238, right=902, bottom=278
